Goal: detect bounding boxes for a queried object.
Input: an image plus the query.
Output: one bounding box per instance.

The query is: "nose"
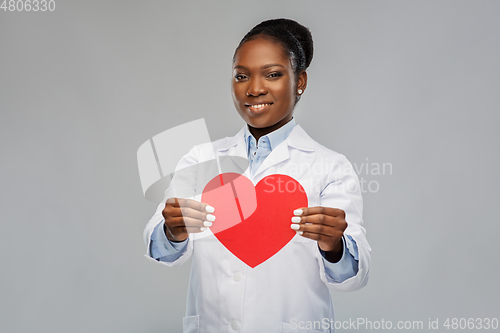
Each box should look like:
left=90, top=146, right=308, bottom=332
left=246, top=78, right=267, bottom=97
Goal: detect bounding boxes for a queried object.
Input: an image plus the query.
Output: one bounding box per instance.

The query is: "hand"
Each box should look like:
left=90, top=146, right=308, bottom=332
left=162, top=198, right=215, bottom=242
left=290, top=207, right=347, bottom=261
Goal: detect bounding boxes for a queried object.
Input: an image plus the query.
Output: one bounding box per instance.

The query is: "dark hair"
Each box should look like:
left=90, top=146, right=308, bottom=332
left=233, top=18, right=314, bottom=77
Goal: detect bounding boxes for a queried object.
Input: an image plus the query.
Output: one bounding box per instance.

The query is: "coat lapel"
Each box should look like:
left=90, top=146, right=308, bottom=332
left=215, top=125, right=318, bottom=182
left=253, top=125, right=316, bottom=180
left=216, top=127, right=251, bottom=178
left=252, top=142, right=290, bottom=178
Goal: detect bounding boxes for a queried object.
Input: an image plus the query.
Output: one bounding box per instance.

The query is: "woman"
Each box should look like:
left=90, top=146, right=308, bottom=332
left=144, top=18, right=370, bottom=333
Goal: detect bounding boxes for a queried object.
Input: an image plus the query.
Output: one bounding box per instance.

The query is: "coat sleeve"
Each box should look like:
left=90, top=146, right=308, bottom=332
left=142, top=145, right=204, bottom=267
left=316, top=153, right=371, bottom=292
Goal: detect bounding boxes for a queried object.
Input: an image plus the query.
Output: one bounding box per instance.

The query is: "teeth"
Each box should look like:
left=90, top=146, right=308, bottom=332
left=249, top=103, right=271, bottom=109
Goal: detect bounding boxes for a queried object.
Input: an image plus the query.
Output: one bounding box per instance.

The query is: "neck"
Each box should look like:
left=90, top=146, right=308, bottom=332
left=248, top=116, right=293, bottom=142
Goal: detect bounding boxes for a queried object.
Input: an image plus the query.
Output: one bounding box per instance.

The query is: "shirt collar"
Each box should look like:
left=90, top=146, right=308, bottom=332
left=244, top=118, right=296, bottom=151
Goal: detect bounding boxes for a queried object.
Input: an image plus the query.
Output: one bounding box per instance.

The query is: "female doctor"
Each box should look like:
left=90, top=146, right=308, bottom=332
left=144, top=18, right=371, bottom=333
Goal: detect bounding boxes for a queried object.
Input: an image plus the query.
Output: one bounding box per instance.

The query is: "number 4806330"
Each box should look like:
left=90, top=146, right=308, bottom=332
left=1, top=0, right=56, bottom=11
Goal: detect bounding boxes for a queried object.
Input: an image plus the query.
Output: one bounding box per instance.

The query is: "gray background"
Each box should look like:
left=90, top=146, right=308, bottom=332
left=1, top=0, right=499, bottom=332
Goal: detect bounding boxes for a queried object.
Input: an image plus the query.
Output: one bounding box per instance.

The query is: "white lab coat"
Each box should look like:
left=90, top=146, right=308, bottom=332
left=143, top=125, right=371, bottom=333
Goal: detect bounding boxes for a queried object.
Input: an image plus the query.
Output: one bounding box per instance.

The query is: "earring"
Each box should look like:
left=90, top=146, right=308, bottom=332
left=297, top=89, right=303, bottom=95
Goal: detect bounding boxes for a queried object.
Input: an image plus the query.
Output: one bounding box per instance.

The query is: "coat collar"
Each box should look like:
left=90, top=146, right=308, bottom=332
left=217, top=124, right=316, bottom=153
left=216, top=124, right=316, bottom=179
left=285, top=125, right=316, bottom=153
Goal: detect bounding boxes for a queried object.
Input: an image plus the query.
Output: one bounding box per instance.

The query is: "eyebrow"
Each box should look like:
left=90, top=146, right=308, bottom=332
left=234, top=64, right=286, bottom=70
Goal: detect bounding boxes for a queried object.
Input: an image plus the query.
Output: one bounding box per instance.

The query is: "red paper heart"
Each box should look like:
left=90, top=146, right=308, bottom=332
left=201, top=173, right=308, bottom=268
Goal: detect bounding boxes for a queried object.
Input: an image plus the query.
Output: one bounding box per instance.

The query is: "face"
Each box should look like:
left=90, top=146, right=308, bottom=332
left=232, top=36, right=306, bottom=130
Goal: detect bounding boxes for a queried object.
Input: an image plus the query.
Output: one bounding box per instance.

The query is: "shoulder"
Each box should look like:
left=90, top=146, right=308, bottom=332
left=188, top=127, right=245, bottom=159
left=209, top=135, right=240, bottom=152
left=289, top=125, right=350, bottom=164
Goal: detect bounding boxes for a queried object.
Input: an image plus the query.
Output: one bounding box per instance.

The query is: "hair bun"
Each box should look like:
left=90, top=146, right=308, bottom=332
left=255, top=18, right=314, bottom=69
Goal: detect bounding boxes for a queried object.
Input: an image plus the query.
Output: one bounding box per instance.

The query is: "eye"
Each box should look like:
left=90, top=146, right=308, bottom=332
left=267, top=72, right=283, bottom=79
left=234, top=73, right=248, bottom=82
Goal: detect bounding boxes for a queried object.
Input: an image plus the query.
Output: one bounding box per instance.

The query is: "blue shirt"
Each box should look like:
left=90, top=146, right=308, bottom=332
left=245, top=118, right=296, bottom=176
left=150, top=118, right=359, bottom=282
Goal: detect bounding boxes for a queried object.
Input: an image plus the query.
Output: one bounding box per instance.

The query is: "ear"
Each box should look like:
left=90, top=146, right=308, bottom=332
left=296, top=70, right=308, bottom=95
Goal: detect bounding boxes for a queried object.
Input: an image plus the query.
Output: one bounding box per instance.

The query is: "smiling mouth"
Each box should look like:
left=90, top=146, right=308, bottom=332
left=246, top=103, right=273, bottom=112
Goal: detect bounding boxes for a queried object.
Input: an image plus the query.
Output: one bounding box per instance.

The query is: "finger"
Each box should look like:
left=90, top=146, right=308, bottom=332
left=290, top=222, right=341, bottom=237
left=185, top=222, right=217, bottom=233
left=293, top=226, right=344, bottom=247
left=291, top=214, right=347, bottom=231
left=185, top=226, right=207, bottom=233
left=183, top=216, right=214, bottom=229
left=183, top=217, right=212, bottom=233
left=293, top=206, right=345, bottom=218
left=297, top=231, right=331, bottom=243
left=168, top=216, right=212, bottom=229
left=164, top=205, right=206, bottom=220
left=165, top=198, right=216, bottom=220
left=177, top=198, right=215, bottom=214
left=167, top=217, right=212, bottom=235
left=178, top=206, right=215, bottom=222
left=291, top=213, right=332, bottom=226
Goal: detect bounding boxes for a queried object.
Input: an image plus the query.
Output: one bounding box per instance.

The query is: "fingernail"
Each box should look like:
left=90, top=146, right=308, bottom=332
left=206, top=214, right=216, bottom=222
left=297, top=231, right=303, bottom=235
left=293, top=209, right=303, bottom=216
left=205, top=205, right=215, bottom=213
left=291, top=216, right=301, bottom=223
left=200, top=227, right=207, bottom=231
left=203, top=221, right=212, bottom=227
left=290, top=224, right=300, bottom=230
